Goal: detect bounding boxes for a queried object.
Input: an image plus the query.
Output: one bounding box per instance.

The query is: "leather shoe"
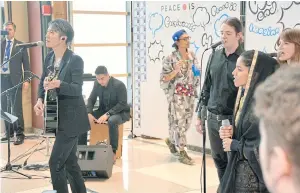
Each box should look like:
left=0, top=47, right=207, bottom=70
left=14, top=135, right=24, bottom=145
left=1, top=134, right=14, bottom=142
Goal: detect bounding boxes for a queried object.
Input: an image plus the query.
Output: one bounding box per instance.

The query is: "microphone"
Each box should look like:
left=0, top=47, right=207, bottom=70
left=24, top=71, right=41, bottom=80
left=1, top=30, right=8, bottom=35
left=221, top=119, right=231, bottom=148
left=16, top=41, right=44, bottom=48
left=210, top=41, right=222, bottom=49
left=222, top=119, right=230, bottom=128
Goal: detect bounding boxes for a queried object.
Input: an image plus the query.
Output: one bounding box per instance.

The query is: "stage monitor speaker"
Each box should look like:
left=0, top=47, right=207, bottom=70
left=77, top=144, right=114, bottom=178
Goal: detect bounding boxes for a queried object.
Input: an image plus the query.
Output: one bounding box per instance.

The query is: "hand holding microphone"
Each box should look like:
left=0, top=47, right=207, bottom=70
left=220, top=119, right=232, bottom=139
left=220, top=119, right=233, bottom=152
left=174, top=60, right=183, bottom=72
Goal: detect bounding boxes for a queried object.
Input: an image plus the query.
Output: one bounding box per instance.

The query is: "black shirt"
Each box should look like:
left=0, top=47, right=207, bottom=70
left=86, top=77, right=130, bottom=115
left=100, top=79, right=112, bottom=112
left=202, top=46, right=244, bottom=115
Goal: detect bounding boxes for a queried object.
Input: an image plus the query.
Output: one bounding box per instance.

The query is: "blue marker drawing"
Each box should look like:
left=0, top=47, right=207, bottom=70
left=190, top=41, right=200, bottom=54
left=148, top=12, right=164, bottom=38
left=214, top=14, right=229, bottom=38
left=248, top=23, right=280, bottom=36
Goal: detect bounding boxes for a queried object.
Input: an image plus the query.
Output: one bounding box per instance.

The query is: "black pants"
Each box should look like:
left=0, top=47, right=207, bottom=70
left=207, top=112, right=232, bottom=182
left=49, top=131, right=86, bottom=193
left=78, top=110, right=124, bottom=153
left=1, top=75, right=24, bottom=137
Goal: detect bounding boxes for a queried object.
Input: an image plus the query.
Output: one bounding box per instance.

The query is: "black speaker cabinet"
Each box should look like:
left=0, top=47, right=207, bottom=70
left=77, top=144, right=114, bottom=178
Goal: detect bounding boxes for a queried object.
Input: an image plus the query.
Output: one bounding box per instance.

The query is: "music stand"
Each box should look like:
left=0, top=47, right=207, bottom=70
left=0, top=109, right=31, bottom=179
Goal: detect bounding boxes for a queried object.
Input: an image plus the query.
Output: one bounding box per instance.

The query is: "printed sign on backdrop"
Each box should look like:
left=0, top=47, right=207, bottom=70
left=147, top=2, right=240, bottom=67
left=141, top=1, right=240, bottom=140
left=245, top=1, right=300, bottom=52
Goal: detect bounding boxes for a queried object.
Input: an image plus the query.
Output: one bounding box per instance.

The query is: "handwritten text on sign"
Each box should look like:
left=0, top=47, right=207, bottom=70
left=248, top=23, right=280, bottom=36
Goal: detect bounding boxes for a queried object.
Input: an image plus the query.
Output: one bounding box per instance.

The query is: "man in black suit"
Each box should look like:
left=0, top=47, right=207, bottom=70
left=34, top=19, right=89, bottom=193
left=1, top=21, right=30, bottom=145
left=80, top=66, right=130, bottom=161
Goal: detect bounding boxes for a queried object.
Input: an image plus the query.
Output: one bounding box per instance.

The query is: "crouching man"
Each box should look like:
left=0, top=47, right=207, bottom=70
left=80, top=66, right=130, bottom=162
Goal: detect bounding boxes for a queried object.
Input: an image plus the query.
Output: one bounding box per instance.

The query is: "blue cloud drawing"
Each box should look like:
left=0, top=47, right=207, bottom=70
left=214, top=14, right=229, bottom=38
left=190, top=41, right=200, bottom=54
left=148, top=12, right=164, bottom=38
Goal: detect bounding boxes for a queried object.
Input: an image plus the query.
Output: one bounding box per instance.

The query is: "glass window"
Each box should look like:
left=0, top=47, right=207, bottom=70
left=72, top=1, right=126, bottom=12
left=82, top=81, right=94, bottom=101
left=73, top=14, right=126, bottom=44
left=74, top=46, right=127, bottom=75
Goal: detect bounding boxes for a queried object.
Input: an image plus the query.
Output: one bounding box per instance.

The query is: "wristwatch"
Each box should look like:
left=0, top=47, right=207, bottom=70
left=106, top=112, right=110, bottom=117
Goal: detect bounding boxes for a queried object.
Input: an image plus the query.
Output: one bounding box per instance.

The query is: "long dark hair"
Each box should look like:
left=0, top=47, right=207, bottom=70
left=222, top=17, right=243, bottom=33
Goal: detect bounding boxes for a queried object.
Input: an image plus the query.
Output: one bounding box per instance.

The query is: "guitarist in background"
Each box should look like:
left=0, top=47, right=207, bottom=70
left=33, top=19, right=89, bottom=193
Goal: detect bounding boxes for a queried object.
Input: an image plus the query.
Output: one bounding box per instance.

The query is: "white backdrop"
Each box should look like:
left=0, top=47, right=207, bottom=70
left=139, top=1, right=240, bottom=147
left=245, top=1, right=300, bottom=52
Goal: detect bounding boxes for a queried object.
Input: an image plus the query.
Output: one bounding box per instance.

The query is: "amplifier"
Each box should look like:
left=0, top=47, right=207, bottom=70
left=77, top=144, right=114, bottom=178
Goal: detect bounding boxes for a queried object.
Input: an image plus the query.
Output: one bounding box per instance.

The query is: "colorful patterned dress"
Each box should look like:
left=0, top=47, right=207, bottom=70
left=160, top=50, right=199, bottom=148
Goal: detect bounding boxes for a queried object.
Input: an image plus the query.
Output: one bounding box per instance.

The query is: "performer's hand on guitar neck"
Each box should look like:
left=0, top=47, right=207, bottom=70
left=44, top=78, right=61, bottom=90
left=34, top=98, right=44, bottom=116
left=43, top=78, right=50, bottom=90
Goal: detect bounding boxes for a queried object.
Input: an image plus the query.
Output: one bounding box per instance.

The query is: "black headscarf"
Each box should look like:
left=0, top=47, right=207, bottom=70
left=220, top=50, right=278, bottom=193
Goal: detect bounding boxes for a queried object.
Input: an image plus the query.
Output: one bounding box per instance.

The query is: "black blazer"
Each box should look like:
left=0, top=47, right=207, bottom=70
left=1, top=39, right=30, bottom=86
left=38, top=49, right=90, bottom=137
left=86, top=77, right=130, bottom=121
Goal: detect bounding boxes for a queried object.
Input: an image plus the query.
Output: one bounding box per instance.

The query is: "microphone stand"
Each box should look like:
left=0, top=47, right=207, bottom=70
left=0, top=47, right=38, bottom=179
left=196, top=46, right=216, bottom=193
left=0, top=76, right=35, bottom=179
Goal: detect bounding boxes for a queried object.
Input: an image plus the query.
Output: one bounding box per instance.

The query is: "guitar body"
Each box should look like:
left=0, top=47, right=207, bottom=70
left=43, top=67, right=59, bottom=136
left=44, top=92, right=58, bottom=136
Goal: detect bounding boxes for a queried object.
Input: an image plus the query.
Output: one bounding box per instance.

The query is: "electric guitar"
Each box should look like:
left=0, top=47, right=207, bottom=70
left=43, top=66, right=59, bottom=136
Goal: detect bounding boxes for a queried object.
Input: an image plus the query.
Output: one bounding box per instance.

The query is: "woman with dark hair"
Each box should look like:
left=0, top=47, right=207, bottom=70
left=277, top=28, right=300, bottom=65
left=219, top=50, right=278, bottom=192
left=160, top=29, right=199, bottom=165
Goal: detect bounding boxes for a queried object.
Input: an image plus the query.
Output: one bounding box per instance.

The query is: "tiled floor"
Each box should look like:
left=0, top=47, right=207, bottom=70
left=0, top=129, right=219, bottom=193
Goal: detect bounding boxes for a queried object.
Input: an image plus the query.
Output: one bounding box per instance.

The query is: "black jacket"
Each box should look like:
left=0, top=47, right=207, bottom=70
left=38, top=49, right=90, bottom=137
left=1, top=39, right=30, bottom=85
left=86, top=77, right=130, bottom=121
